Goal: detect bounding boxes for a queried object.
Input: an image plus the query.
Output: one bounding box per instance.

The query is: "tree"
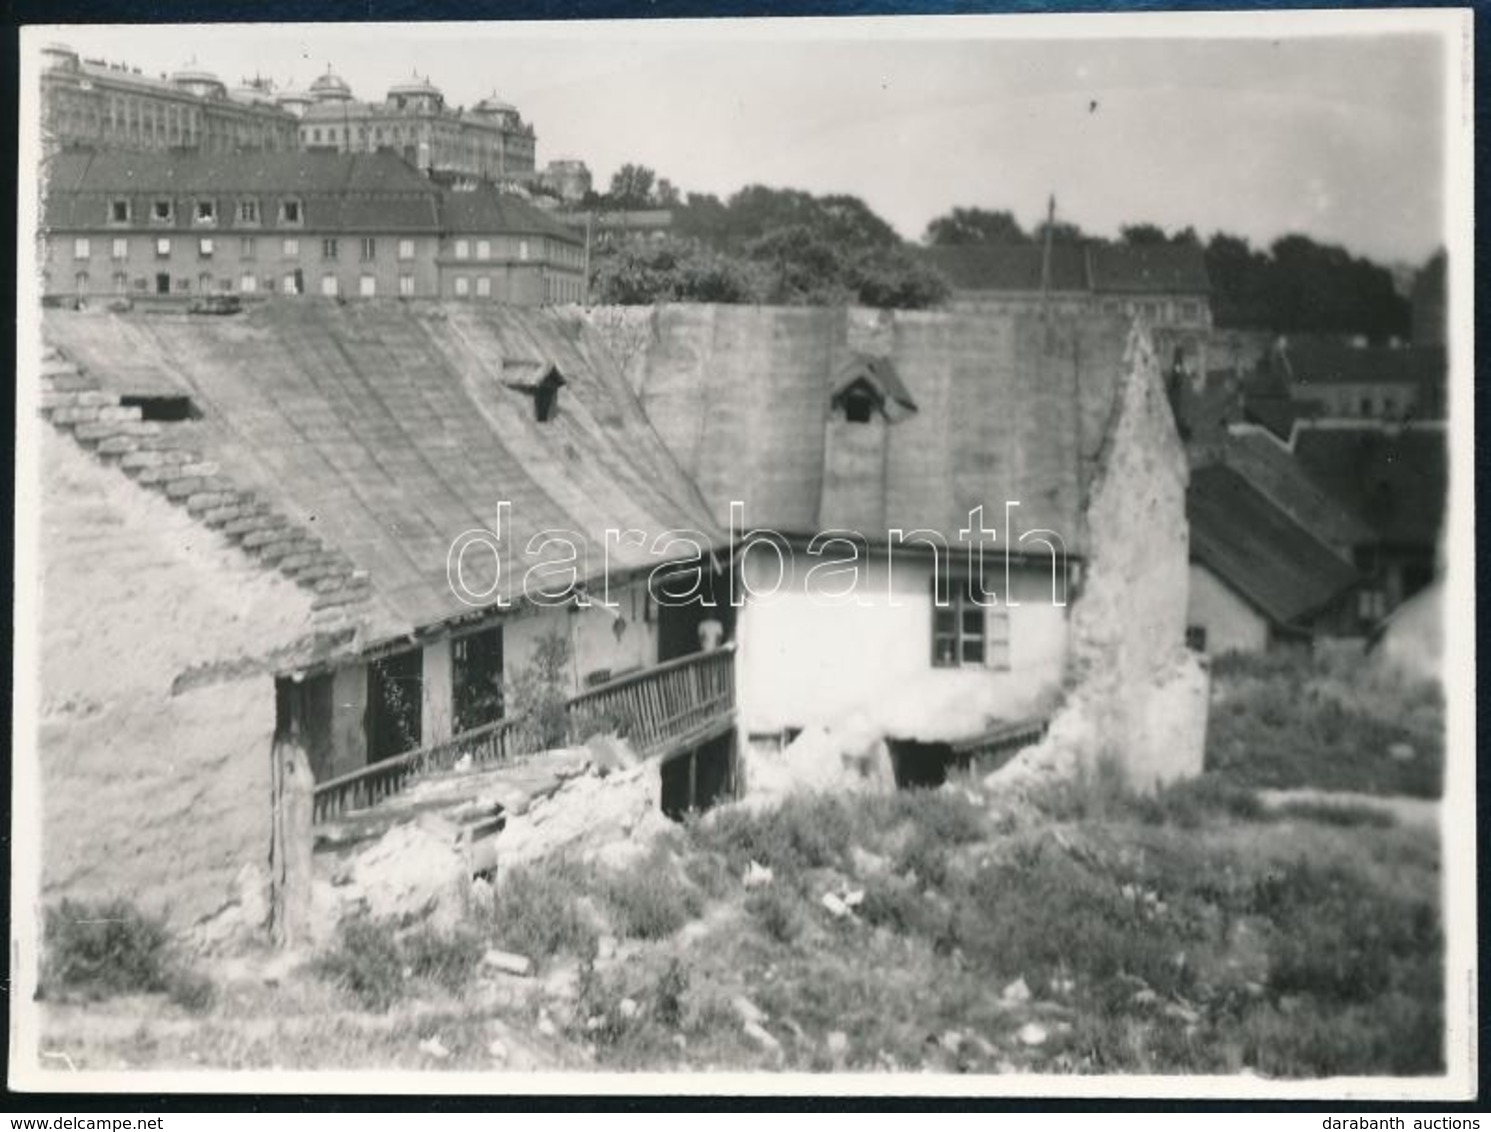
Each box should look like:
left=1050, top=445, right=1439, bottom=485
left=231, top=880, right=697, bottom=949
left=589, top=237, right=759, bottom=305
left=1119, top=223, right=1169, bottom=246
left=924, top=207, right=1030, bottom=246
left=1032, top=218, right=1087, bottom=245
left=607, top=163, right=657, bottom=209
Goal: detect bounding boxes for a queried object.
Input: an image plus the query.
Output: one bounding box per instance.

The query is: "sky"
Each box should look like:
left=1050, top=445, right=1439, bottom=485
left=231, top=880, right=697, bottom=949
left=29, top=16, right=1455, bottom=266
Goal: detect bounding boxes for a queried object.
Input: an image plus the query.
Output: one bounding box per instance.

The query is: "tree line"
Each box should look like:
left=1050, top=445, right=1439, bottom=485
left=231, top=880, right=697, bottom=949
left=580, top=165, right=1415, bottom=338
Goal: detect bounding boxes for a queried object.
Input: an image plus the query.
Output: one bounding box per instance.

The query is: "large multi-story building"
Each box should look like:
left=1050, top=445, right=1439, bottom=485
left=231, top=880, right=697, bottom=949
left=40, top=45, right=538, bottom=184
left=41, top=150, right=583, bottom=306
left=287, top=69, right=536, bottom=184
left=917, top=241, right=1214, bottom=377
left=40, top=43, right=301, bottom=156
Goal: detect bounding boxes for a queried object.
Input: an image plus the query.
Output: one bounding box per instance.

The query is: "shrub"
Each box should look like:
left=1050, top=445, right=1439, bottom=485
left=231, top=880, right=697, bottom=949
left=1133, top=775, right=1265, bottom=828
left=745, top=886, right=804, bottom=944
left=312, top=918, right=407, bottom=1012
left=505, top=630, right=573, bottom=752
left=41, top=898, right=214, bottom=1011
left=689, top=793, right=857, bottom=878
left=603, top=856, right=699, bottom=940
left=486, top=858, right=599, bottom=964
left=401, top=924, right=484, bottom=994
left=652, top=957, right=690, bottom=1027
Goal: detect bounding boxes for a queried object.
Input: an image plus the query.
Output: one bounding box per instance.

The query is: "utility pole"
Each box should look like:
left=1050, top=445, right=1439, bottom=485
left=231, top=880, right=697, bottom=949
left=1039, top=192, right=1056, bottom=310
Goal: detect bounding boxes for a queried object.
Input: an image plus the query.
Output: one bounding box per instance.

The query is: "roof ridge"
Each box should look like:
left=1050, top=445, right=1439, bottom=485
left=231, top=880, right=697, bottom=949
left=39, top=342, right=373, bottom=632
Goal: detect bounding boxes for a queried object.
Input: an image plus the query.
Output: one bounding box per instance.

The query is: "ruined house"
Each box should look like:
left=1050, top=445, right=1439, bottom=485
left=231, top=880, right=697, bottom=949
left=31, top=295, right=1202, bottom=935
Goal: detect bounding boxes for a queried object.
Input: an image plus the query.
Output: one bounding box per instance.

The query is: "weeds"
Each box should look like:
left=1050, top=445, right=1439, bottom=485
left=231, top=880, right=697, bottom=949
left=485, top=857, right=600, bottom=965
left=41, top=898, right=215, bottom=1012
left=601, top=851, right=700, bottom=940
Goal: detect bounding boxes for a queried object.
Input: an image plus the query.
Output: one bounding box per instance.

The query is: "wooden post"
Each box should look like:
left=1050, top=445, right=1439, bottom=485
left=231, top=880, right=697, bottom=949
left=269, top=734, right=314, bottom=950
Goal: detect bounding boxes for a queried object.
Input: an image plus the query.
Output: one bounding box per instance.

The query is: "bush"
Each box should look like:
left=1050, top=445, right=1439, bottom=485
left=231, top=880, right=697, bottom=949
left=41, top=898, right=214, bottom=1011
left=745, top=886, right=804, bottom=944
left=486, top=858, right=599, bottom=964
left=688, top=793, right=857, bottom=878
left=1133, top=776, right=1265, bottom=828
left=401, top=924, right=484, bottom=994
left=603, top=856, right=699, bottom=940
left=312, top=918, right=408, bottom=1012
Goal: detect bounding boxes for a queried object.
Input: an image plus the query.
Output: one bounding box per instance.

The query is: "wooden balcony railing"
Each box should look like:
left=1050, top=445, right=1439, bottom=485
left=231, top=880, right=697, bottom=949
left=311, top=645, right=735, bottom=825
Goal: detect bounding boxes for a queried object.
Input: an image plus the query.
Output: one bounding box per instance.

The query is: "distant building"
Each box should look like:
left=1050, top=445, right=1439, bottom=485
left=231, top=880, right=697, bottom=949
left=40, top=42, right=300, bottom=156
left=916, top=241, right=1213, bottom=376
left=40, top=45, right=539, bottom=184
left=556, top=207, right=675, bottom=246
left=537, top=158, right=594, bottom=203
left=1276, top=336, right=1446, bottom=421
left=292, top=68, right=537, bottom=184
left=41, top=150, right=582, bottom=306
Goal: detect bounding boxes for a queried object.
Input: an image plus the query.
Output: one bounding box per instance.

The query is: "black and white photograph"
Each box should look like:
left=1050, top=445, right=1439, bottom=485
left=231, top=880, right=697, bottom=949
left=8, top=9, right=1476, bottom=1099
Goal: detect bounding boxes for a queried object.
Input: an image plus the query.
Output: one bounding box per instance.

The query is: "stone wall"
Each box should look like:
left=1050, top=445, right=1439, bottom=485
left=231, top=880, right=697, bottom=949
left=37, top=429, right=319, bottom=931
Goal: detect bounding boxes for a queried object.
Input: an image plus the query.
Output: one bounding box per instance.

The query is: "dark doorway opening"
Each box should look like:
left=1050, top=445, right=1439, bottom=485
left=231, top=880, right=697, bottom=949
left=655, top=566, right=734, bottom=663
left=452, top=625, right=504, bottom=734
left=155, top=273, right=170, bottom=295
left=367, top=649, right=423, bottom=764
left=660, top=730, right=736, bottom=820
left=887, top=739, right=959, bottom=790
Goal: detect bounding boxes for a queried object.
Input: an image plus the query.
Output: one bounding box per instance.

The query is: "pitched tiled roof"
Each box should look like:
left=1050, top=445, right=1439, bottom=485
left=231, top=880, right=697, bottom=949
left=1208, top=431, right=1375, bottom=554
left=621, top=304, right=1134, bottom=555
left=1292, top=425, right=1448, bottom=548
left=1284, top=339, right=1446, bottom=388
left=917, top=242, right=1210, bottom=297
left=1188, top=464, right=1359, bottom=628
left=916, top=244, right=1088, bottom=293
left=1087, top=244, right=1211, bottom=295
left=42, top=302, right=722, bottom=640
left=440, top=185, right=579, bottom=242
left=43, top=150, right=442, bottom=233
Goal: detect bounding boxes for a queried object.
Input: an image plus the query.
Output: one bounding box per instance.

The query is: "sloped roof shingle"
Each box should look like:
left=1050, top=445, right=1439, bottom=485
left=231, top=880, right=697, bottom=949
left=1188, top=464, right=1359, bottom=627
left=43, top=302, right=721, bottom=640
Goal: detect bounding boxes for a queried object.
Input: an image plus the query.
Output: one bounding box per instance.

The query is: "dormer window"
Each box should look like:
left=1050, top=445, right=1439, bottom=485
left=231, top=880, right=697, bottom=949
left=830, top=355, right=917, bottom=424
left=194, top=200, right=216, bottom=226
left=238, top=199, right=259, bottom=224
left=152, top=199, right=173, bottom=223
left=280, top=199, right=302, bottom=225
left=505, top=362, right=567, bottom=423
left=110, top=199, right=130, bottom=224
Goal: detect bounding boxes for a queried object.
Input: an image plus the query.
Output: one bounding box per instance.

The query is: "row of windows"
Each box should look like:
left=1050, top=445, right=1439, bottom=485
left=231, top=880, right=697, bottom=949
left=72, top=269, right=580, bottom=302
left=454, top=237, right=529, bottom=261
left=1100, top=297, right=1205, bottom=324
left=107, top=196, right=300, bottom=227
left=74, top=235, right=419, bottom=261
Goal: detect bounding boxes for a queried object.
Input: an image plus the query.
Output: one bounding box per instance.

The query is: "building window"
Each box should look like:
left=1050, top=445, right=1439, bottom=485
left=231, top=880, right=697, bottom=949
left=238, top=199, right=259, bottom=224
left=280, top=199, right=302, bottom=225
left=112, top=272, right=129, bottom=294
left=398, top=274, right=415, bottom=297
left=518, top=239, right=529, bottom=261
left=74, top=272, right=89, bottom=294
left=152, top=199, right=172, bottom=222
left=322, top=238, right=339, bottom=260
left=73, top=238, right=90, bottom=260
left=476, top=276, right=491, bottom=298
left=321, top=274, right=339, bottom=297
left=111, top=237, right=128, bottom=261
left=455, top=239, right=470, bottom=260
left=476, top=239, right=491, bottom=259
left=240, top=236, right=256, bottom=259
left=194, top=200, right=216, bottom=225
left=155, top=237, right=171, bottom=259
left=110, top=199, right=130, bottom=223
left=198, top=237, right=214, bottom=258
left=359, top=275, right=376, bottom=297
left=398, top=238, right=415, bottom=260
left=932, top=575, right=998, bottom=668
left=282, top=237, right=299, bottom=257
left=360, top=237, right=376, bottom=261
left=1185, top=625, right=1207, bottom=653
left=452, top=626, right=504, bottom=733
left=240, top=273, right=258, bottom=293
left=454, top=275, right=469, bottom=297
left=368, top=649, right=423, bottom=762
left=312, top=128, right=322, bottom=143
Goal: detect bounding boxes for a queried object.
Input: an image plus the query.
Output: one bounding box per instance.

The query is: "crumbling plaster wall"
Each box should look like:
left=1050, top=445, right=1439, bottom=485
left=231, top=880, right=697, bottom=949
left=37, top=430, right=320, bottom=930
left=1054, top=325, right=1207, bottom=789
